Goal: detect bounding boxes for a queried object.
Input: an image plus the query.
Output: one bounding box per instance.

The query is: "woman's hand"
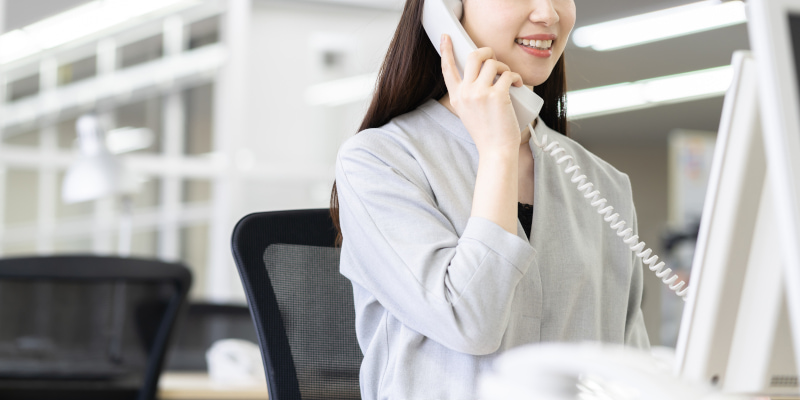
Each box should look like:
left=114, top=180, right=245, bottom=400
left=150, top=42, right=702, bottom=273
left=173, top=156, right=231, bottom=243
left=440, top=34, right=522, bottom=235
left=440, top=34, right=524, bottom=156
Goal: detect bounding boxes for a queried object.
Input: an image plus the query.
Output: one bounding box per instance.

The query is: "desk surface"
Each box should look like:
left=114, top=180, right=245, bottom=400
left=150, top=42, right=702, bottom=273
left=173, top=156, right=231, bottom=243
left=158, top=372, right=268, bottom=400
left=158, top=372, right=799, bottom=400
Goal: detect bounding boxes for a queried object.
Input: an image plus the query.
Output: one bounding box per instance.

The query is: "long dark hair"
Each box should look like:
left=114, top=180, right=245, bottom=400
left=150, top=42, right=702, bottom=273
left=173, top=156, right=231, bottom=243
left=330, top=0, right=568, bottom=246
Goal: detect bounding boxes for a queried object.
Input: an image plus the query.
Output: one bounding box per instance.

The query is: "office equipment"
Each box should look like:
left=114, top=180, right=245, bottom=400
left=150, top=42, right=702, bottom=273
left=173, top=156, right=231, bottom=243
left=675, top=0, right=800, bottom=392
left=0, top=255, right=191, bottom=400
left=673, top=50, right=799, bottom=395
left=748, top=0, right=800, bottom=380
left=165, top=302, right=258, bottom=371
left=421, top=0, right=544, bottom=132
left=62, top=114, right=142, bottom=256
left=479, top=342, right=713, bottom=400
left=231, top=209, right=362, bottom=400
left=62, top=114, right=138, bottom=204
left=206, top=339, right=264, bottom=385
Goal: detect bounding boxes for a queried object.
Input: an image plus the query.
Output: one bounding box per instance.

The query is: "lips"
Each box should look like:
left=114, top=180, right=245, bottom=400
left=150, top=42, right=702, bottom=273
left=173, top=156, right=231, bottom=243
left=516, top=38, right=554, bottom=58
left=515, top=38, right=553, bottom=50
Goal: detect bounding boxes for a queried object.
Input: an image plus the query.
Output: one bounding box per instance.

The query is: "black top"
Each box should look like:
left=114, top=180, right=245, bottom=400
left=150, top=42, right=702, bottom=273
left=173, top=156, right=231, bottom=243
left=518, top=202, right=533, bottom=240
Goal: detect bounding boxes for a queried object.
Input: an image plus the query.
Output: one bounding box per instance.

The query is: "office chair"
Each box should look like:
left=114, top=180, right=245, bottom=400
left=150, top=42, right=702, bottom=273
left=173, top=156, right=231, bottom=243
left=231, top=209, right=362, bottom=400
left=0, top=255, right=192, bottom=400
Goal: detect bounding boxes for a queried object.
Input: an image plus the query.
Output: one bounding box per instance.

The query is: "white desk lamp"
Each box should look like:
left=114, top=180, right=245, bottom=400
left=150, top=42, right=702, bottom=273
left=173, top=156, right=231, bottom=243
left=61, top=114, right=149, bottom=361
left=62, top=114, right=141, bottom=257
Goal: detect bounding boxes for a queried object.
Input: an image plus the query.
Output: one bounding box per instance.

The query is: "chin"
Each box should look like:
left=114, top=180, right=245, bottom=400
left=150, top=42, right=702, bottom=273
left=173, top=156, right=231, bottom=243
left=516, top=66, right=555, bottom=88
left=524, top=75, right=551, bottom=88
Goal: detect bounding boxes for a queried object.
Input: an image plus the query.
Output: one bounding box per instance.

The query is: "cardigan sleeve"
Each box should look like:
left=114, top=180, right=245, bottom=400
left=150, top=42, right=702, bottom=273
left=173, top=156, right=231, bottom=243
left=335, top=136, right=538, bottom=355
left=623, top=191, right=651, bottom=349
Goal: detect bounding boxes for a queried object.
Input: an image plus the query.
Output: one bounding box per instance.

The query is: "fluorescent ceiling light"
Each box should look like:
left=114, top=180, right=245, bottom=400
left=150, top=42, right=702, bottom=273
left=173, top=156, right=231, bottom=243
left=305, top=66, right=733, bottom=120
left=0, top=0, right=197, bottom=65
left=572, top=0, right=746, bottom=51
left=567, top=65, right=734, bottom=119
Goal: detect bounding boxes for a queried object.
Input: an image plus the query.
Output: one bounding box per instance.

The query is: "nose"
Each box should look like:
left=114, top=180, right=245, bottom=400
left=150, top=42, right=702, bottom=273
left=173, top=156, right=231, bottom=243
left=529, top=0, right=560, bottom=27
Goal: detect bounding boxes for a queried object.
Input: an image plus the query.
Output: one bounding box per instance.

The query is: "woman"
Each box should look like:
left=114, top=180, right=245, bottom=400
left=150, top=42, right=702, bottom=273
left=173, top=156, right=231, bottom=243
left=331, top=0, right=650, bottom=398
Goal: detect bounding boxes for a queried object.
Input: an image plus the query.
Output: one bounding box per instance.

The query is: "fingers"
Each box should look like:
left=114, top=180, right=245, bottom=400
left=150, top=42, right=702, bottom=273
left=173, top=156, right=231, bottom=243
left=495, top=71, right=525, bottom=91
left=476, top=59, right=511, bottom=86
left=440, top=35, right=462, bottom=93
left=463, top=47, right=496, bottom=83
left=441, top=36, right=523, bottom=96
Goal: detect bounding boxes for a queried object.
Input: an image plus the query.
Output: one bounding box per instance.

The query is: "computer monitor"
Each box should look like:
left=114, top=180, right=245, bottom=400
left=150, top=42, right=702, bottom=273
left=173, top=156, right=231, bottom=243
left=675, top=0, right=800, bottom=394
left=477, top=1, right=800, bottom=397
left=748, top=0, right=800, bottom=371
left=674, top=49, right=797, bottom=396
left=480, top=50, right=789, bottom=399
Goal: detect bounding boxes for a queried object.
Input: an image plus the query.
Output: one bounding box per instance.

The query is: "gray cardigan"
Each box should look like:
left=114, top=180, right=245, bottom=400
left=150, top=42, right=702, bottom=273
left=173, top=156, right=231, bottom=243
left=335, top=99, right=650, bottom=400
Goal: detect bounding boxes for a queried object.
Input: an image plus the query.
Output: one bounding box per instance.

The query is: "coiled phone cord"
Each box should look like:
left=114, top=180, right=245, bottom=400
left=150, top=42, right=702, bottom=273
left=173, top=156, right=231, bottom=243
left=529, top=123, right=689, bottom=301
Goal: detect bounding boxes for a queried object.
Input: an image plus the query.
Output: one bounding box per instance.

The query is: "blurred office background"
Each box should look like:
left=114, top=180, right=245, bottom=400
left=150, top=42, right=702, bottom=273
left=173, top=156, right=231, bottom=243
left=0, top=0, right=745, bottom=347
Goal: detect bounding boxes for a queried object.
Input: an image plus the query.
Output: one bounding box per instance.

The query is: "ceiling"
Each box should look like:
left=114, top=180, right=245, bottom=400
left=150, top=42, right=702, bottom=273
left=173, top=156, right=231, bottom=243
left=565, top=0, right=748, bottom=146
left=307, top=0, right=748, bottom=146
left=4, top=0, right=744, bottom=146
left=3, top=0, right=91, bottom=31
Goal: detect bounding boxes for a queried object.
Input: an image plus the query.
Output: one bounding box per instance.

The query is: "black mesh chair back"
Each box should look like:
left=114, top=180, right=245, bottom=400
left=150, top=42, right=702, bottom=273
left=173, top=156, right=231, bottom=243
left=0, top=255, right=191, bottom=400
left=231, top=209, right=362, bottom=400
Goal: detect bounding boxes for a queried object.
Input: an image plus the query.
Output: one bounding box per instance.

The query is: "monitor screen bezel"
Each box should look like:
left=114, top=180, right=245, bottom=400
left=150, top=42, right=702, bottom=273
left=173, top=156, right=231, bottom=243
left=748, top=0, right=800, bottom=384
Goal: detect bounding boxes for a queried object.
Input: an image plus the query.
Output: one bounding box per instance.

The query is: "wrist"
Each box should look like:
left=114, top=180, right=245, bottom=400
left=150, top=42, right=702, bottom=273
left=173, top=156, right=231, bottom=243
left=478, top=147, right=519, bottom=165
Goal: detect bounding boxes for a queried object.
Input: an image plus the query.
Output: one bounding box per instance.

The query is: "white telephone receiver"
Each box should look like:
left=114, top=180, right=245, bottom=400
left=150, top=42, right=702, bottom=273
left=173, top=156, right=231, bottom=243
left=421, top=0, right=545, bottom=133
left=422, top=0, right=689, bottom=300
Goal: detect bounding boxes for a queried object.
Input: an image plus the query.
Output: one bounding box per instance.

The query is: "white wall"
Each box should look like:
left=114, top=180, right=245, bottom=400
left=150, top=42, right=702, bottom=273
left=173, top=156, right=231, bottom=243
left=243, top=2, right=400, bottom=212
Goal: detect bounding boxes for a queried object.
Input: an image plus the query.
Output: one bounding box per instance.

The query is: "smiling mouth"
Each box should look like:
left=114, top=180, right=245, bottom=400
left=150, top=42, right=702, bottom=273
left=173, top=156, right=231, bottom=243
left=515, top=38, right=553, bottom=51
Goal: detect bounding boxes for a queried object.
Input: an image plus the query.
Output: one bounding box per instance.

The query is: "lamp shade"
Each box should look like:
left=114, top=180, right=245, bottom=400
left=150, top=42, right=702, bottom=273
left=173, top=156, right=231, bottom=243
left=62, top=114, right=138, bottom=204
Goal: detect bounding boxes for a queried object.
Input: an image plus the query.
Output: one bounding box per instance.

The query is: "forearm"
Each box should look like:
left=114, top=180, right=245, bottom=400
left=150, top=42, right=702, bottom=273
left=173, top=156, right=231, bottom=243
left=471, top=149, right=519, bottom=234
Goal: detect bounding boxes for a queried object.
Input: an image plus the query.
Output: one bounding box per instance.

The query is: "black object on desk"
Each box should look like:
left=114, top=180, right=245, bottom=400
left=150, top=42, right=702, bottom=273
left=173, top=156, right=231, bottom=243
left=0, top=255, right=191, bottom=400
left=231, top=209, right=362, bottom=400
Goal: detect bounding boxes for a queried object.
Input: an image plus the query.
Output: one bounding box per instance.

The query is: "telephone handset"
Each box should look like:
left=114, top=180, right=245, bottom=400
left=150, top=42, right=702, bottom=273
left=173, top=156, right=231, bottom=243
left=421, top=0, right=544, bottom=133
left=422, top=0, right=689, bottom=300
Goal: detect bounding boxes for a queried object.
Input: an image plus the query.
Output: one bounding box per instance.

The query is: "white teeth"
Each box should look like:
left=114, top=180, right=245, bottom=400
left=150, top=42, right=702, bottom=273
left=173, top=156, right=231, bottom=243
left=516, top=39, right=553, bottom=49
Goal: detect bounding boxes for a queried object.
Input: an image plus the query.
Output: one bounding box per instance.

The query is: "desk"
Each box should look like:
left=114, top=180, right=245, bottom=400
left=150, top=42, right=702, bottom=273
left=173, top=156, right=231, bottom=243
left=158, top=372, right=268, bottom=400
left=157, top=373, right=799, bottom=400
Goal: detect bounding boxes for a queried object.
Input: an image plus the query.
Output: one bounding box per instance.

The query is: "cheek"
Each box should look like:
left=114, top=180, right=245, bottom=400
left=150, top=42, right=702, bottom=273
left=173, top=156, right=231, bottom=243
left=559, top=5, right=577, bottom=37
left=461, top=2, right=517, bottom=49
left=555, top=16, right=576, bottom=55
